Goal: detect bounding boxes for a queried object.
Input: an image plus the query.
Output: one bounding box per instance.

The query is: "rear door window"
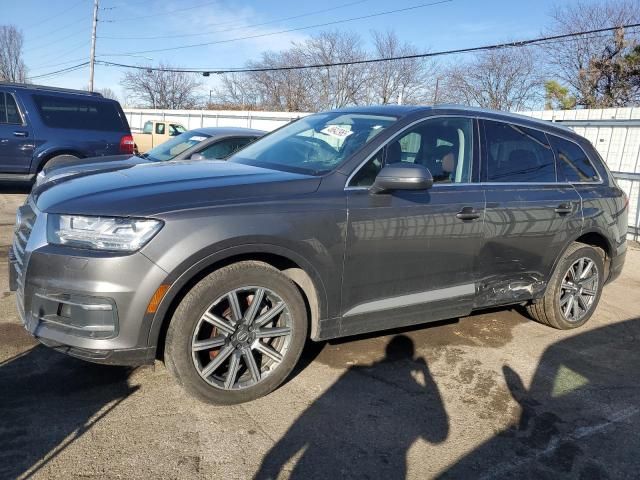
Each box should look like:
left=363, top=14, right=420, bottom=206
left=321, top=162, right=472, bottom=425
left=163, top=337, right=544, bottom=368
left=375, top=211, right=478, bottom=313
left=0, top=93, right=23, bottom=124
left=548, top=135, right=599, bottom=183
left=483, top=120, right=556, bottom=182
left=32, top=94, right=125, bottom=131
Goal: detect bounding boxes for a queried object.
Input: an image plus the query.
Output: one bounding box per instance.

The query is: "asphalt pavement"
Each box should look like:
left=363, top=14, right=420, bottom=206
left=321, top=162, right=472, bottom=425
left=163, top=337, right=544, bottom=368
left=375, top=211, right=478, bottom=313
left=1, top=191, right=639, bottom=479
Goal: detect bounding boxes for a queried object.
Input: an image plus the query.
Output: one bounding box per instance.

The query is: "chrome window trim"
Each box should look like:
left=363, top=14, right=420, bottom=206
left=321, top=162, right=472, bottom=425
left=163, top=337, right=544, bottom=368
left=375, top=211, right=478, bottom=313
left=344, top=114, right=475, bottom=190
left=344, top=113, right=606, bottom=191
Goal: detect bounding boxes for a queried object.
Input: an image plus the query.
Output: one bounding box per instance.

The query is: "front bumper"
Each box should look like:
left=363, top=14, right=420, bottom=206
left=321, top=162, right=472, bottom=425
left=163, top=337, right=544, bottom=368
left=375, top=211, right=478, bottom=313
left=10, top=205, right=167, bottom=366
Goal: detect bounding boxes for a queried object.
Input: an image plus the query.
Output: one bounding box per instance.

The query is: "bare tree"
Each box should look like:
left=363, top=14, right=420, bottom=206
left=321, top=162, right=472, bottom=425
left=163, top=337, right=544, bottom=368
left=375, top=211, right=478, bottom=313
left=0, top=25, right=27, bottom=83
left=368, top=30, right=435, bottom=104
left=94, top=87, right=119, bottom=102
left=544, top=0, right=640, bottom=107
left=121, top=64, right=201, bottom=109
left=441, top=48, right=543, bottom=111
left=299, top=31, right=369, bottom=109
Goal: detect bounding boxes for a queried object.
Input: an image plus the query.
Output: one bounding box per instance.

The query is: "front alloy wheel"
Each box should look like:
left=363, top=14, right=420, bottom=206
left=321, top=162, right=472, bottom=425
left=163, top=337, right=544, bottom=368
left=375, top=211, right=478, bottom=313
left=191, top=286, right=293, bottom=390
left=165, top=261, right=308, bottom=404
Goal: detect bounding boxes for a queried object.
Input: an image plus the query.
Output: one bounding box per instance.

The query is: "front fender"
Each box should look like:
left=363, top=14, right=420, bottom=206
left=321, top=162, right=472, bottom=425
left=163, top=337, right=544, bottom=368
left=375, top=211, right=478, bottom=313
left=144, top=242, right=331, bottom=350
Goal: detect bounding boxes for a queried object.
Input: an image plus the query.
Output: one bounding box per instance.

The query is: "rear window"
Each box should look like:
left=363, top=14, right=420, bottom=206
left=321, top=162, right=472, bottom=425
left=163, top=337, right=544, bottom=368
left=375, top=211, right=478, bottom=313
left=484, top=120, right=556, bottom=183
left=32, top=94, right=126, bottom=132
left=548, top=135, right=600, bottom=183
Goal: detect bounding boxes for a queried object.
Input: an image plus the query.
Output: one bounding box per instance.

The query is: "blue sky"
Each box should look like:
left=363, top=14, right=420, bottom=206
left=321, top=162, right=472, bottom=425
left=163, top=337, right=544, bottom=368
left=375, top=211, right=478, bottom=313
left=7, top=0, right=562, bottom=102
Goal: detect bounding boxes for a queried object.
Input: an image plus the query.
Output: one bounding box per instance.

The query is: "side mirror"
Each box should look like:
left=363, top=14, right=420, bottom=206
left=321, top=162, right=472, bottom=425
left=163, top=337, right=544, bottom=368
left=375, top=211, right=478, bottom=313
left=371, top=163, right=433, bottom=194
left=190, top=153, right=206, bottom=161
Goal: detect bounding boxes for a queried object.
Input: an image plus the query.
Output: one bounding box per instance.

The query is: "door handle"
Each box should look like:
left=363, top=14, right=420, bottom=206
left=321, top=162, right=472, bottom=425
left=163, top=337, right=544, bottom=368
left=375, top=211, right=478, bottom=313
left=456, top=206, right=481, bottom=221
left=13, top=131, right=28, bottom=137
left=554, top=203, right=574, bottom=215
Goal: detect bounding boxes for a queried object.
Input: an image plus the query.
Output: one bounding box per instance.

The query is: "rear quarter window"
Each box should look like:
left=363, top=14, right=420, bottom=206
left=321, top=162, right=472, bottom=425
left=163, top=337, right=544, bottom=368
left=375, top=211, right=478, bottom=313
left=483, top=120, right=556, bottom=183
left=32, top=94, right=126, bottom=132
left=548, top=135, right=600, bottom=183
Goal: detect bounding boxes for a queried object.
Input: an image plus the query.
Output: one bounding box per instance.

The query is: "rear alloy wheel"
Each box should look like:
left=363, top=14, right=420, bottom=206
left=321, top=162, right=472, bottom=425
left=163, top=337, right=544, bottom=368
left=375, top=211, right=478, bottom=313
left=165, top=261, right=307, bottom=404
left=558, top=257, right=599, bottom=323
left=526, top=242, right=605, bottom=329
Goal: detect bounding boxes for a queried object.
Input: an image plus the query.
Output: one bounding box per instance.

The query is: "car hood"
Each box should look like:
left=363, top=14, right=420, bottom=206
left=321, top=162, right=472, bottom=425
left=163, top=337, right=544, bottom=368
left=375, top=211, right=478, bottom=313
left=38, top=154, right=150, bottom=186
left=33, top=160, right=322, bottom=216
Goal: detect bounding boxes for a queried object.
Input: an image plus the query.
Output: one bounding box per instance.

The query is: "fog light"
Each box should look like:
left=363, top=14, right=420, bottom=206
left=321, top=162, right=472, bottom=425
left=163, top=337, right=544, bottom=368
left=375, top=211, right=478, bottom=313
left=33, top=291, right=118, bottom=339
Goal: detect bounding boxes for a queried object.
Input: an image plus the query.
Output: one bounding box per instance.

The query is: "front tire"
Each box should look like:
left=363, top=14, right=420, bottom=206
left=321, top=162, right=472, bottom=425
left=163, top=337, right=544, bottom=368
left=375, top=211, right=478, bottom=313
left=165, top=261, right=308, bottom=404
left=527, top=242, right=605, bottom=329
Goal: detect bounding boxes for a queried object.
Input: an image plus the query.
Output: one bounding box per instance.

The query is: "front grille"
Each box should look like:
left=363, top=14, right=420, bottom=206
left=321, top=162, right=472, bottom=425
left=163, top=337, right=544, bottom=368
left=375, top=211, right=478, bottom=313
left=12, top=199, right=37, bottom=292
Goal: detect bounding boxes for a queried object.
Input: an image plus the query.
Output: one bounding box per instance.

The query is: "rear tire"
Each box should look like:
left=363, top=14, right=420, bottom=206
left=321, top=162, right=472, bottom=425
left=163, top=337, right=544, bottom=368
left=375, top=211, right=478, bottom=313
left=165, top=261, right=308, bottom=404
left=39, top=154, right=80, bottom=174
left=526, top=242, right=605, bottom=329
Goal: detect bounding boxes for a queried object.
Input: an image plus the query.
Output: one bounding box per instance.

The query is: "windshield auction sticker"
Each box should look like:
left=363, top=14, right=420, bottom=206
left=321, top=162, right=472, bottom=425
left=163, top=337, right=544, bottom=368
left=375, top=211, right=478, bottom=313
left=320, top=125, right=353, bottom=138
left=189, top=136, right=207, bottom=142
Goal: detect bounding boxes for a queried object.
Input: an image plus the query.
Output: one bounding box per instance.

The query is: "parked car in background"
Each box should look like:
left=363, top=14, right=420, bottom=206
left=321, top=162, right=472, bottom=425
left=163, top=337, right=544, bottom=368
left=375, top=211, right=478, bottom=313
left=10, top=105, right=627, bottom=405
left=35, top=127, right=265, bottom=187
left=0, top=82, right=133, bottom=183
left=133, top=120, right=187, bottom=153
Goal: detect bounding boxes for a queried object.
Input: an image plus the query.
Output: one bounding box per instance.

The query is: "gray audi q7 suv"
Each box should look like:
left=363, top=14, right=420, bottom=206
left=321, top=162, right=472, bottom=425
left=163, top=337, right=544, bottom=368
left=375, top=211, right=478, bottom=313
left=9, top=105, right=628, bottom=404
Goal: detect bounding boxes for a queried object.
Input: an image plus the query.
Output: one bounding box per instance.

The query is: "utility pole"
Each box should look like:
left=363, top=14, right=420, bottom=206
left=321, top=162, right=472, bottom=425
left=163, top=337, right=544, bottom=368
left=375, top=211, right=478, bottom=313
left=88, top=0, right=99, bottom=92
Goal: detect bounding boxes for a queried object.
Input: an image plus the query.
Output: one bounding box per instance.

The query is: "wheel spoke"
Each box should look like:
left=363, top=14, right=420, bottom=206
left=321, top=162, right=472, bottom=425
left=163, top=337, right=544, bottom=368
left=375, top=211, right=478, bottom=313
left=228, top=291, right=243, bottom=323
left=576, top=258, right=585, bottom=279
left=560, top=293, right=572, bottom=307
left=202, top=312, right=235, bottom=335
left=255, top=326, right=291, bottom=339
left=253, top=341, right=283, bottom=363
left=224, top=351, right=242, bottom=389
left=200, top=344, right=234, bottom=378
left=192, top=336, right=226, bottom=352
left=243, top=347, right=261, bottom=383
left=576, top=294, right=588, bottom=311
left=580, top=260, right=594, bottom=280
left=563, top=294, right=575, bottom=318
left=244, top=288, right=265, bottom=323
left=561, top=282, right=575, bottom=291
left=582, top=287, right=597, bottom=296
left=253, top=302, right=286, bottom=328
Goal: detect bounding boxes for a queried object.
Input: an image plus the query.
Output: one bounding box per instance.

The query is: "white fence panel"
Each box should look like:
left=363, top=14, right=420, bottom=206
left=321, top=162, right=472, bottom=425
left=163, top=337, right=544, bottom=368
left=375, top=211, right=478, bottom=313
left=124, top=107, right=640, bottom=240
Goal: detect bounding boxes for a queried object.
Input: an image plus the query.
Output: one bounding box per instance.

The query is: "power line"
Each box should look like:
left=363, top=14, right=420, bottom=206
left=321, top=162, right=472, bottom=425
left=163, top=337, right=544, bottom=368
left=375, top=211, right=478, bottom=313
left=29, top=62, right=90, bottom=80
left=104, top=0, right=221, bottom=22
left=96, top=23, right=640, bottom=75
left=26, top=14, right=86, bottom=48
left=23, top=27, right=87, bottom=58
left=22, top=0, right=89, bottom=32
left=99, top=0, right=453, bottom=56
left=99, top=0, right=371, bottom=40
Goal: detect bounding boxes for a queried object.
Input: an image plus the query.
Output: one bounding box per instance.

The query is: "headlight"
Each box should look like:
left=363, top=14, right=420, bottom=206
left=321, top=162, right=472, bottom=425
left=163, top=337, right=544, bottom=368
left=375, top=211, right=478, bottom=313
left=47, top=215, right=163, bottom=252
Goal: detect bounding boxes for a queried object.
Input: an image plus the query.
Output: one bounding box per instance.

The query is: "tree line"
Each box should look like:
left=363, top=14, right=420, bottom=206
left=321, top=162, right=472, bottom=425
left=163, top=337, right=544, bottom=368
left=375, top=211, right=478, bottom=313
left=2, top=0, right=639, bottom=111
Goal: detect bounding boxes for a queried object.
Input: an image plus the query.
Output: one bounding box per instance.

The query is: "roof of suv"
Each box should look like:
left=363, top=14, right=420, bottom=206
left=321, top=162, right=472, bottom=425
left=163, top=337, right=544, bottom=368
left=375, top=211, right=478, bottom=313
left=331, top=104, right=577, bottom=137
left=0, top=81, right=104, bottom=98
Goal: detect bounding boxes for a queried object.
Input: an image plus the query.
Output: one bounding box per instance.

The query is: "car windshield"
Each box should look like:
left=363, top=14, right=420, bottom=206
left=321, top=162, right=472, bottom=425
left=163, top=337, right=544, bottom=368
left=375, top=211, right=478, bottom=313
left=144, top=131, right=211, bottom=162
left=229, top=112, right=397, bottom=175
left=170, top=124, right=186, bottom=135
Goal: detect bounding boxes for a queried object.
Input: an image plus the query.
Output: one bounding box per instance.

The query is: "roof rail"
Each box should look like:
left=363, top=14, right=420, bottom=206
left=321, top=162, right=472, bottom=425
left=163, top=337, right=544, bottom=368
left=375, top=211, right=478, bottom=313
left=0, top=81, right=103, bottom=97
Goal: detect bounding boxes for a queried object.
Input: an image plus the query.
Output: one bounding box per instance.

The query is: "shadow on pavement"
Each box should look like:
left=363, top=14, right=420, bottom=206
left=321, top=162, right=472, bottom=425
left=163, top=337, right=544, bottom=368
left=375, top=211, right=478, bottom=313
left=254, top=335, right=449, bottom=479
left=440, top=317, right=640, bottom=479
left=0, top=345, right=138, bottom=479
